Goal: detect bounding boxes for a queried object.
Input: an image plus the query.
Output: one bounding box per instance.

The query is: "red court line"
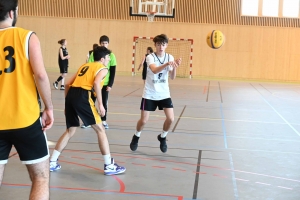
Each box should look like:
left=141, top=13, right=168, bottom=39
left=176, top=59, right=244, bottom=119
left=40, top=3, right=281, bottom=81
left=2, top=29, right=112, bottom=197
left=53, top=149, right=300, bottom=183
left=152, top=166, right=166, bottom=168
left=2, top=183, right=183, bottom=199
left=59, top=160, right=125, bottom=193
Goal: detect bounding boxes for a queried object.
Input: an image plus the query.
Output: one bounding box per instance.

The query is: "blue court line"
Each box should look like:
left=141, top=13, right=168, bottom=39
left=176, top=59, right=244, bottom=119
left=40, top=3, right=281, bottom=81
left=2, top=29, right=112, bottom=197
left=257, top=90, right=300, bottom=137
left=220, top=103, right=239, bottom=200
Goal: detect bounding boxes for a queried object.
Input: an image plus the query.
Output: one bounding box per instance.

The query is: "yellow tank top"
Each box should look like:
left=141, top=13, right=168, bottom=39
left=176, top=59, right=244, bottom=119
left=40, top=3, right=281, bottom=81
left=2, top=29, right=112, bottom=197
left=0, top=27, right=40, bottom=130
left=71, top=62, right=108, bottom=90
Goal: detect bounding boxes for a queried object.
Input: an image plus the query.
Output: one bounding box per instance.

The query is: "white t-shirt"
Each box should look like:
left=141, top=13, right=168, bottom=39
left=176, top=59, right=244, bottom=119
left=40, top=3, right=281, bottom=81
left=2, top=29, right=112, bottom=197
left=143, top=53, right=174, bottom=100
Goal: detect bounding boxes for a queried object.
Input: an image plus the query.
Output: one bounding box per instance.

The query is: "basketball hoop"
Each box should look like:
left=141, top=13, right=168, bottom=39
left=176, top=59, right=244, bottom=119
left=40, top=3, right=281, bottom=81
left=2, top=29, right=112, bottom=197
left=146, top=11, right=157, bottom=22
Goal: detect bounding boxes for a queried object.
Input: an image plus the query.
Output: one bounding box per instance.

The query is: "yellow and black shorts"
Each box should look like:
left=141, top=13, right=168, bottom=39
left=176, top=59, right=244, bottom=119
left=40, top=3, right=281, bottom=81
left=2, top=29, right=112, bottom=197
left=65, top=87, right=101, bottom=128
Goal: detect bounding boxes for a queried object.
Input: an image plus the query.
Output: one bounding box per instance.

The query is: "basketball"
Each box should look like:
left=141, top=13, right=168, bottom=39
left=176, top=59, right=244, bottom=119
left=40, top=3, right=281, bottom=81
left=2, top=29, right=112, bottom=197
left=206, top=30, right=225, bottom=49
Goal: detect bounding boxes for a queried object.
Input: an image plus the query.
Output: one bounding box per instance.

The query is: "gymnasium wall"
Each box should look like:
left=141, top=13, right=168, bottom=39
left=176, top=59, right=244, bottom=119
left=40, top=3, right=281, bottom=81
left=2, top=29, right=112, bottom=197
left=17, top=0, right=300, bottom=82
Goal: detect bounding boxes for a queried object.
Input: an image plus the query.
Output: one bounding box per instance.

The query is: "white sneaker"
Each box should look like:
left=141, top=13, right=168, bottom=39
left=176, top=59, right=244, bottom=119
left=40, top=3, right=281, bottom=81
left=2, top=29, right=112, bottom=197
left=50, top=161, right=61, bottom=172
left=81, top=124, right=91, bottom=128
left=104, top=158, right=126, bottom=175
left=102, top=122, right=109, bottom=129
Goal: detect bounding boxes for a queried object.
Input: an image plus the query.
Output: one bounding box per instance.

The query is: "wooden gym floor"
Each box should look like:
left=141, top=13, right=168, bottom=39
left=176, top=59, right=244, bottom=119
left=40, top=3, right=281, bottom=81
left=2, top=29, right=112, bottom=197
left=1, top=72, right=300, bottom=200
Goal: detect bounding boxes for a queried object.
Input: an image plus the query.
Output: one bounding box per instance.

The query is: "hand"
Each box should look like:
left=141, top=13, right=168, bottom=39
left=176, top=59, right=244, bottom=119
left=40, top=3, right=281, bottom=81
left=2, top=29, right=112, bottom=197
left=106, top=86, right=112, bottom=92
left=67, top=55, right=71, bottom=59
left=99, top=105, right=106, bottom=117
left=175, top=58, right=182, bottom=65
left=41, top=108, right=54, bottom=131
left=168, top=61, right=179, bottom=69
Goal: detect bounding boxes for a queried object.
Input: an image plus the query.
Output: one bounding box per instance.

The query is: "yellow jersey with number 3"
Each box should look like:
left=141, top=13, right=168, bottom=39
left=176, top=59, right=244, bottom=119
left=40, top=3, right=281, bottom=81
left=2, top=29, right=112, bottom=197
left=71, top=62, right=108, bottom=90
left=0, top=27, right=40, bottom=130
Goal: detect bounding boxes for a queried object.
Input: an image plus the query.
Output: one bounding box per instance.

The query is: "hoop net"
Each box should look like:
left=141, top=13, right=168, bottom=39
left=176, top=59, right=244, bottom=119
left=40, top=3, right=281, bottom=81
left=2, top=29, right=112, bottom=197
left=146, top=12, right=156, bottom=22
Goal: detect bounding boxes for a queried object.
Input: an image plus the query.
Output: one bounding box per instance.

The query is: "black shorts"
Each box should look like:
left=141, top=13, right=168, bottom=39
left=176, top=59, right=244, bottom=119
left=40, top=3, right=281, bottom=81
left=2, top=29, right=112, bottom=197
left=59, top=64, right=68, bottom=73
left=142, top=66, right=147, bottom=80
left=0, top=118, right=49, bottom=165
left=140, top=98, right=173, bottom=111
left=65, top=87, right=101, bottom=128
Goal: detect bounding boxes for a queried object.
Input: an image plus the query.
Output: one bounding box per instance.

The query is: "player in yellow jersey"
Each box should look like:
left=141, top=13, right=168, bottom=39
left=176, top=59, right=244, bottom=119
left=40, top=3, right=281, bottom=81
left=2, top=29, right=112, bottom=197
left=49, top=46, right=126, bottom=175
left=0, top=0, right=54, bottom=199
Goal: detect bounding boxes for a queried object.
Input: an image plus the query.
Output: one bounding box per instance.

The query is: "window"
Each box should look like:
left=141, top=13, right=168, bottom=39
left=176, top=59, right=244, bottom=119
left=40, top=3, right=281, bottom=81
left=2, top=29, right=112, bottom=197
left=241, top=0, right=300, bottom=18
left=241, top=0, right=259, bottom=16
left=262, top=0, right=279, bottom=17
left=283, top=0, right=299, bottom=17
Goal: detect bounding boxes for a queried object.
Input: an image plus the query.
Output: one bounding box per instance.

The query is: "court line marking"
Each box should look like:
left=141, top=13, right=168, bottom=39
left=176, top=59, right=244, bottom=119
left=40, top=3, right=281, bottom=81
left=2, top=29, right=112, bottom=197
left=220, top=103, right=239, bottom=200
left=53, top=109, right=300, bottom=125
left=123, top=88, right=140, bottom=97
left=172, top=105, right=186, bottom=132
left=192, top=150, right=202, bottom=199
left=206, top=81, right=210, bottom=102
left=252, top=84, right=300, bottom=137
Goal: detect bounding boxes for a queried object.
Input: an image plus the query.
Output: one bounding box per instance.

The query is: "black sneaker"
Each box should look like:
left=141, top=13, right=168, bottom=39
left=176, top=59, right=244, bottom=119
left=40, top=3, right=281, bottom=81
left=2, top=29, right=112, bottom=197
left=130, top=135, right=140, bottom=151
left=60, top=85, right=65, bottom=90
left=157, top=134, right=167, bottom=153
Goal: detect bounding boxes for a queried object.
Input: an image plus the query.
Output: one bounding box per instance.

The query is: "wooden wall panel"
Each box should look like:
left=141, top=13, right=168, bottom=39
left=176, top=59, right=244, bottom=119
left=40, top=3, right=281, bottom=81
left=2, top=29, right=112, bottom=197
left=19, top=0, right=300, bottom=28
left=15, top=0, right=300, bottom=82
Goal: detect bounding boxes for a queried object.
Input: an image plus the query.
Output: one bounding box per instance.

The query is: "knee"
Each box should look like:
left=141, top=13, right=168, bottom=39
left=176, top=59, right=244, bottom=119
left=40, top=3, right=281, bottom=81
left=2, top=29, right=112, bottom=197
left=166, top=116, right=174, bottom=124
left=139, top=118, right=148, bottom=126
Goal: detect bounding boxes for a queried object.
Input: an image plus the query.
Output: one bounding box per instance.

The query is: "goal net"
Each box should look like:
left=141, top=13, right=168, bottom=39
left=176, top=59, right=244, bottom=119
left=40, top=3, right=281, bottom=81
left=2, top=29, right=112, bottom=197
left=132, top=37, right=193, bottom=78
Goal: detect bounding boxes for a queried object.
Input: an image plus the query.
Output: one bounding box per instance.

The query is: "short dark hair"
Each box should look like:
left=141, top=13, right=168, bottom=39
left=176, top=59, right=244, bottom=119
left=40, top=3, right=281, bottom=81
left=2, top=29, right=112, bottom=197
left=153, top=34, right=168, bottom=44
left=93, top=46, right=111, bottom=61
left=99, top=35, right=109, bottom=44
left=92, top=43, right=98, bottom=49
left=0, top=0, right=18, bottom=21
left=147, top=47, right=154, bottom=53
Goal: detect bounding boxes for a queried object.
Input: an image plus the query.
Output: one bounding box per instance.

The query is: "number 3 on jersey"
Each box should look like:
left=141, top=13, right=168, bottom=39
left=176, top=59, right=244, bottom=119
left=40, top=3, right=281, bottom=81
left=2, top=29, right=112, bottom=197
left=1, top=46, right=16, bottom=75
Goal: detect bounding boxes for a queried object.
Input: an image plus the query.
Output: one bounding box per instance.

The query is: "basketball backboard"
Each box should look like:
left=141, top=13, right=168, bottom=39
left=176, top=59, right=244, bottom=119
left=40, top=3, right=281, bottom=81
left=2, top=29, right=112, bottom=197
left=130, top=0, right=175, bottom=18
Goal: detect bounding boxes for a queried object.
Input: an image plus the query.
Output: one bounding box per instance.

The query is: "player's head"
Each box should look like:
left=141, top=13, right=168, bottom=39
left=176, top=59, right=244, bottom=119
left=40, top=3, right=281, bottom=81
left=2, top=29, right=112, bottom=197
left=147, top=47, right=154, bottom=54
left=58, top=39, right=66, bottom=46
left=99, top=35, right=109, bottom=48
left=153, top=34, right=168, bottom=52
left=0, top=0, right=18, bottom=26
left=94, top=46, right=111, bottom=66
left=92, top=43, right=98, bottom=49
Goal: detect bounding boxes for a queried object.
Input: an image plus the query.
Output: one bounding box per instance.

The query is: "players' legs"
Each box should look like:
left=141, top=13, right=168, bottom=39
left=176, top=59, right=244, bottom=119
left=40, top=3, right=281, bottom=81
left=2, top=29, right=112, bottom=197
left=91, top=123, right=126, bottom=175
left=53, top=127, right=76, bottom=153
left=26, top=159, right=49, bottom=200
left=0, top=164, right=5, bottom=186
left=60, top=72, right=67, bottom=86
left=130, top=110, right=150, bottom=151
left=163, top=108, right=174, bottom=132
left=136, top=110, right=150, bottom=132
left=91, top=124, right=110, bottom=155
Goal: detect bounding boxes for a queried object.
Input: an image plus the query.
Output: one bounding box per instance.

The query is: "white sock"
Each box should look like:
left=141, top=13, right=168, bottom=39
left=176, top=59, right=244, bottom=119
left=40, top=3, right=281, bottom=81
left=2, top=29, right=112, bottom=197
left=103, top=154, right=111, bottom=165
left=102, top=121, right=107, bottom=125
left=50, top=150, right=61, bottom=162
left=135, top=131, right=141, bottom=137
left=161, top=131, right=168, bottom=138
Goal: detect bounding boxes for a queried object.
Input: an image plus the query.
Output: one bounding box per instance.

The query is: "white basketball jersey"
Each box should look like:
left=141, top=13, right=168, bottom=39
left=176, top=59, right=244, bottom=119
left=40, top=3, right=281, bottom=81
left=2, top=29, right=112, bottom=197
left=143, top=53, right=174, bottom=100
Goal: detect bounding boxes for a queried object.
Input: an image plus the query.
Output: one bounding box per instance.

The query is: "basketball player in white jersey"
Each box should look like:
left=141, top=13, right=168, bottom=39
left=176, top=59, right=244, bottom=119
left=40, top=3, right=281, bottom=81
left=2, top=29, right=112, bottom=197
left=130, top=34, right=181, bottom=153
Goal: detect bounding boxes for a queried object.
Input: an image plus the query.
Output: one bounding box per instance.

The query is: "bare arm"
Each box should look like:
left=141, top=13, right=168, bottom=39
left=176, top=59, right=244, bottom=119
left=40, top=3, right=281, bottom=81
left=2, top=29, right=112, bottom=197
left=64, top=73, right=77, bottom=97
left=29, top=33, right=54, bottom=130
left=138, top=56, right=146, bottom=71
left=94, top=69, right=108, bottom=116
left=59, top=48, right=69, bottom=60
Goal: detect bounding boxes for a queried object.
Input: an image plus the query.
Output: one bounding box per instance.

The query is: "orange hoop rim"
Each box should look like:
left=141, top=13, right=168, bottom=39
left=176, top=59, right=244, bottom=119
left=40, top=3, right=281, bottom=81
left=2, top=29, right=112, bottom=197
left=146, top=11, right=157, bottom=15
